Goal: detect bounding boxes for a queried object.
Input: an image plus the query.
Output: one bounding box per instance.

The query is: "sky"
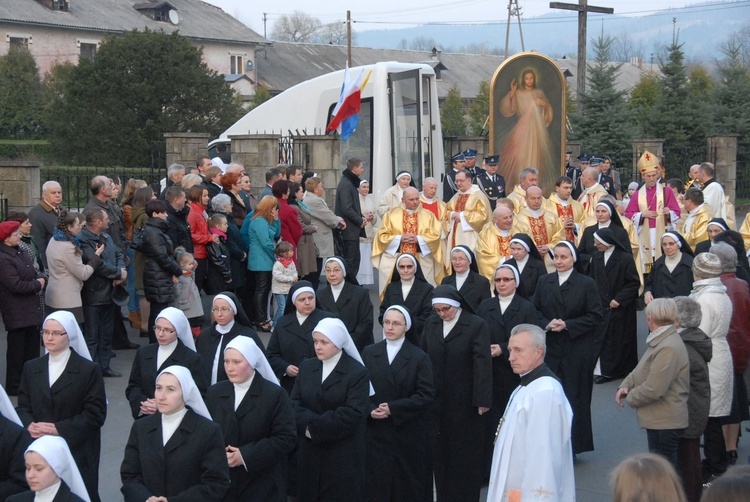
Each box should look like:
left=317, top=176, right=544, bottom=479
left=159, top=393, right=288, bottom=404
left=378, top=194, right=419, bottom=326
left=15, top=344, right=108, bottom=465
left=203, top=0, right=726, bottom=34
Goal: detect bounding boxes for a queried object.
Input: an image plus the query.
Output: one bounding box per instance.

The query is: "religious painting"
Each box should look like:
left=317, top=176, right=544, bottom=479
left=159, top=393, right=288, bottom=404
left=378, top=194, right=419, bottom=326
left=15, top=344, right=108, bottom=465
left=490, top=52, right=566, bottom=194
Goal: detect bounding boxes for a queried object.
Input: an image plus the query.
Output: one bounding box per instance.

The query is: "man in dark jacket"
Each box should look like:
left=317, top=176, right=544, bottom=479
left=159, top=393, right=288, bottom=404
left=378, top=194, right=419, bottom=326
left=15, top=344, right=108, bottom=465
left=164, top=185, right=193, bottom=253
left=79, top=208, right=126, bottom=377
left=28, top=180, right=63, bottom=269
left=334, top=158, right=365, bottom=273
left=84, top=176, right=127, bottom=254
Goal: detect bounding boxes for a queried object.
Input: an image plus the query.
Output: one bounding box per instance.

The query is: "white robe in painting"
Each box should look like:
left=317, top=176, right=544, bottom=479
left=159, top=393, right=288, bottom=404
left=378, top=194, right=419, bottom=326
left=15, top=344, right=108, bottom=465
left=486, top=364, right=575, bottom=502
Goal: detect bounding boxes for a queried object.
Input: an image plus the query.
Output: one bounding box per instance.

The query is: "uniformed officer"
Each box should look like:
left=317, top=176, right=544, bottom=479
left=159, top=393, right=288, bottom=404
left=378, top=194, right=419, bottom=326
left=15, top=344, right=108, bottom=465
left=474, top=155, right=506, bottom=211
left=566, top=151, right=583, bottom=200
left=591, top=157, right=617, bottom=197
left=443, top=152, right=466, bottom=203
left=464, top=149, right=484, bottom=178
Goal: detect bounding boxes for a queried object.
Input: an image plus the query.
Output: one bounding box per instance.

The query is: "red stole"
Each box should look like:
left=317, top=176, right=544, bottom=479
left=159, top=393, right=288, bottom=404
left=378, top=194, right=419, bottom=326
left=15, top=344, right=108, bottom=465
left=497, top=235, right=512, bottom=257
left=401, top=212, right=419, bottom=255
left=555, top=204, right=575, bottom=241
left=528, top=214, right=549, bottom=246
left=422, top=200, right=439, bottom=219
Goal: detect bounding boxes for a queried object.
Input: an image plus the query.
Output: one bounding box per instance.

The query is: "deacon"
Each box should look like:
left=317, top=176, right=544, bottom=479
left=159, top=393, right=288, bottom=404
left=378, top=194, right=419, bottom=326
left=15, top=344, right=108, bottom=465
left=486, top=324, right=575, bottom=502
left=464, top=149, right=483, bottom=178
left=442, top=152, right=466, bottom=203
left=679, top=188, right=713, bottom=251
left=372, top=187, right=443, bottom=296
left=625, top=151, right=681, bottom=273
left=578, top=167, right=609, bottom=219
left=544, top=175, right=585, bottom=243
left=515, top=186, right=566, bottom=272
left=474, top=155, right=506, bottom=211
left=444, top=170, right=491, bottom=254
left=507, top=167, right=539, bottom=213
left=476, top=202, right=529, bottom=281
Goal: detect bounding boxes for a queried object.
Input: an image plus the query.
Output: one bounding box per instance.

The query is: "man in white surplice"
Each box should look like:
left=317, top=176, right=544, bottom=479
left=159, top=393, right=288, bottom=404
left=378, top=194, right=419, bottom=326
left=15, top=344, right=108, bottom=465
left=487, top=324, right=575, bottom=502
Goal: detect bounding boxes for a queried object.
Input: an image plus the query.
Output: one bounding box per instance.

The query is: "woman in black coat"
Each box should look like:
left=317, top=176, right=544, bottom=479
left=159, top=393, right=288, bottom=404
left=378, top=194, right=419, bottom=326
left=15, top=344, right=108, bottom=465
left=577, top=200, right=631, bottom=272
left=140, top=200, right=185, bottom=342
left=120, top=366, right=230, bottom=501
left=363, top=306, right=434, bottom=502
left=317, top=257, right=374, bottom=353
left=503, top=233, right=547, bottom=301
left=126, top=307, right=207, bottom=419
left=196, top=292, right=265, bottom=386
left=0, top=386, right=30, bottom=500
left=206, top=336, right=297, bottom=502
left=379, top=254, right=434, bottom=345
left=532, top=241, right=604, bottom=455
left=0, top=220, right=45, bottom=396
left=16, top=311, right=107, bottom=502
left=644, top=231, right=695, bottom=304
left=440, top=245, right=491, bottom=309
left=420, top=285, right=492, bottom=502
left=588, top=228, right=641, bottom=382
left=291, top=318, right=370, bottom=502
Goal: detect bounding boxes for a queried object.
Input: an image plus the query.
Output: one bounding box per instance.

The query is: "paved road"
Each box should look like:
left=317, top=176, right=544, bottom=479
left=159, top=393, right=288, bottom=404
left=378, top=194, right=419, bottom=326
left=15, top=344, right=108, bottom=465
left=2, top=286, right=747, bottom=501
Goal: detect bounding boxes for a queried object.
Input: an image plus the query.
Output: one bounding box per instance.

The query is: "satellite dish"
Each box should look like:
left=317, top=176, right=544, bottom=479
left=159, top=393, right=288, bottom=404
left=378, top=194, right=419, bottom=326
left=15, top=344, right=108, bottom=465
left=168, top=9, right=180, bottom=25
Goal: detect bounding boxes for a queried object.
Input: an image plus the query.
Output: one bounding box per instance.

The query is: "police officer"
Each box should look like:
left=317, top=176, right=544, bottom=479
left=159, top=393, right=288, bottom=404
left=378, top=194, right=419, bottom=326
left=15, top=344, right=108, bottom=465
left=568, top=152, right=588, bottom=200
left=474, top=155, right=505, bottom=211
left=591, top=157, right=617, bottom=197
left=443, top=152, right=466, bottom=203
left=464, top=149, right=484, bottom=178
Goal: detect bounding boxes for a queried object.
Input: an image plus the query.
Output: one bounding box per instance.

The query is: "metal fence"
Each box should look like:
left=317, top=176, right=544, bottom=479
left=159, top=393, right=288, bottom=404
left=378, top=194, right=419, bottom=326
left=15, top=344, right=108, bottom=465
left=0, top=194, right=8, bottom=221
left=278, top=136, right=310, bottom=169
left=736, top=140, right=750, bottom=201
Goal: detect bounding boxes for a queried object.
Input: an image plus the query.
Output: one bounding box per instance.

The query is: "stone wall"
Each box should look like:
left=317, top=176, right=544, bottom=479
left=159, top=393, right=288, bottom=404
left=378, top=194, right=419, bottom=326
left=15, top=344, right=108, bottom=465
left=0, top=161, right=41, bottom=212
left=164, top=132, right=212, bottom=169
left=708, top=135, right=738, bottom=202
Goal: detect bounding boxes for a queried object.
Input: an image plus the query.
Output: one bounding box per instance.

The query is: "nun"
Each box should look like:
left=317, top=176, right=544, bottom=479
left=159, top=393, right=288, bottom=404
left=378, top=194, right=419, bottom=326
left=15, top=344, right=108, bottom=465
left=377, top=170, right=414, bottom=218
left=694, top=217, right=729, bottom=255
left=126, top=307, right=208, bottom=420
left=120, top=366, right=230, bottom=501
left=440, top=245, right=491, bottom=308
left=502, top=233, right=547, bottom=300
left=419, top=285, right=492, bottom=502
left=7, top=436, right=90, bottom=502
left=317, top=257, right=374, bottom=352
left=0, top=385, right=30, bottom=499
left=16, top=311, right=106, bottom=502
left=379, top=254, right=434, bottom=345
left=291, top=318, right=370, bottom=502
left=206, top=337, right=297, bottom=501
left=195, top=292, right=265, bottom=385
left=532, top=241, right=604, bottom=455
left=578, top=200, right=631, bottom=268
left=363, top=306, right=435, bottom=502
left=266, top=281, right=334, bottom=394
left=589, top=228, right=641, bottom=383
left=644, top=232, right=695, bottom=304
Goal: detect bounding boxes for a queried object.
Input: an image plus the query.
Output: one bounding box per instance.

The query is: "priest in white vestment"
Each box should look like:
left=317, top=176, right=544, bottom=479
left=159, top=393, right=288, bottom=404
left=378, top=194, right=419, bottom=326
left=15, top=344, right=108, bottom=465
left=487, top=324, right=575, bottom=502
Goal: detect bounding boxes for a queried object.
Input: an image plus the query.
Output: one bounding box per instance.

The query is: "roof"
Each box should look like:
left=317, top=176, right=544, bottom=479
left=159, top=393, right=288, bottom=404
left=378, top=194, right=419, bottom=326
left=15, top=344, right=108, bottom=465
left=257, top=42, right=650, bottom=99
left=0, top=0, right=267, bottom=46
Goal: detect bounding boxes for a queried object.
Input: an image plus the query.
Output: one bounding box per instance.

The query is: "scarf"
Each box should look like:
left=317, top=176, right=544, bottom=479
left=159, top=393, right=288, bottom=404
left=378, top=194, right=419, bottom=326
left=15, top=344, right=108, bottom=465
left=296, top=200, right=312, bottom=215
left=52, top=227, right=81, bottom=248
left=691, top=277, right=727, bottom=296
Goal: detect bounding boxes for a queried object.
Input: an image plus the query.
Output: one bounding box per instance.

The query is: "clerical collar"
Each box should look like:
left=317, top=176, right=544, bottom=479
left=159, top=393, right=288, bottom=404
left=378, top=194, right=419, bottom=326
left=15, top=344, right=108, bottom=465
left=158, top=339, right=178, bottom=353
left=330, top=281, right=344, bottom=297
left=519, top=363, right=558, bottom=386
left=498, top=228, right=510, bottom=237
left=604, top=247, right=614, bottom=263
left=554, top=194, right=569, bottom=206
left=590, top=182, right=601, bottom=190
left=527, top=207, right=541, bottom=218
left=296, top=311, right=310, bottom=325
left=401, top=277, right=415, bottom=287
left=689, top=204, right=704, bottom=216
left=597, top=220, right=611, bottom=229
left=34, top=480, right=62, bottom=502
left=49, top=348, right=71, bottom=363
left=406, top=208, right=416, bottom=215
left=321, top=350, right=343, bottom=381
left=558, top=268, right=573, bottom=285
left=664, top=251, right=682, bottom=269
left=455, top=270, right=469, bottom=281
left=421, top=194, right=435, bottom=203
left=216, top=320, right=234, bottom=334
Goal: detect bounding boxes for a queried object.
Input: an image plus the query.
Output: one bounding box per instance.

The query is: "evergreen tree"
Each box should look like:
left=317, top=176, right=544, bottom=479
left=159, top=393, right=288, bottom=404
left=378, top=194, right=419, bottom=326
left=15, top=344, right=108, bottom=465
left=0, top=47, right=45, bottom=139
left=568, top=35, right=635, bottom=158
left=628, top=73, right=659, bottom=136
left=467, top=80, right=489, bottom=136
left=441, top=85, right=467, bottom=137
left=714, top=41, right=750, bottom=139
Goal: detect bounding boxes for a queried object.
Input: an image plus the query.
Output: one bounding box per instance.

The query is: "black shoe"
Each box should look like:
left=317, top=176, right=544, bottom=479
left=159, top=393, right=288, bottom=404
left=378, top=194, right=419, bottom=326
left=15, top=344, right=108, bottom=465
left=102, top=368, right=122, bottom=378
left=594, top=376, right=614, bottom=384
left=113, top=342, right=139, bottom=350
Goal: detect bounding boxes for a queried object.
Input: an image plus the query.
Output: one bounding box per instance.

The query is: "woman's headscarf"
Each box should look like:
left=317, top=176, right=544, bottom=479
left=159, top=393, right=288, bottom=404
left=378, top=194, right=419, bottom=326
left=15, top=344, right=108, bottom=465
left=313, top=318, right=374, bottom=394
left=383, top=305, right=413, bottom=331
left=156, top=307, right=196, bottom=352
left=0, top=384, right=22, bottom=427
left=449, top=245, right=480, bottom=275
left=594, top=227, right=628, bottom=253
left=493, top=263, right=520, bottom=296
left=213, top=291, right=253, bottom=327
left=25, top=436, right=91, bottom=502
left=431, top=284, right=475, bottom=314
left=157, top=365, right=212, bottom=420
left=508, top=233, right=544, bottom=262
left=44, top=311, right=92, bottom=361
left=554, top=240, right=585, bottom=273
left=661, top=231, right=694, bottom=257
left=706, top=218, right=729, bottom=234
left=324, top=256, right=360, bottom=285
left=389, top=253, right=428, bottom=284
left=595, top=200, right=624, bottom=228
left=284, top=280, right=317, bottom=315
left=394, top=171, right=415, bottom=187
left=225, top=336, right=279, bottom=386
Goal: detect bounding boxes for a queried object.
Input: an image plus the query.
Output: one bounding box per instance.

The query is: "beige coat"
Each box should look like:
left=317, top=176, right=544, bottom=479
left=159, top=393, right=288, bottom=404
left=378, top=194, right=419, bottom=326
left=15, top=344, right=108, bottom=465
left=45, top=237, right=96, bottom=310
left=304, top=191, right=343, bottom=260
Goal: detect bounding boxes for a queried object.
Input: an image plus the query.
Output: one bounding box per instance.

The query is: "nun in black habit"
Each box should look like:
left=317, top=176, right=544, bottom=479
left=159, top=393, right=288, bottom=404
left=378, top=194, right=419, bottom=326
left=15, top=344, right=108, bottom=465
left=502, top=233, right=547, bottom=300
left=440, top=245, right=491, bottom=309
left=317, top=257, right=374, bottom=353
left=588, top=228, right=641, bottom=382
left=379, top=253, right=434, bottom=345
left=420, top=285, right=492, bottom=502
left=0, top=385, right=29, bottom=499
left=644, top=232, right=695, bottom=304
left=363, top=306, right=435, bottom=502
left=694, top=218, right=729, bottom=255
left=577, top=200, right=630, bottom=270
left=532, top=241, right=604, bottom=454
left=195, top=292, right=265, bottom=386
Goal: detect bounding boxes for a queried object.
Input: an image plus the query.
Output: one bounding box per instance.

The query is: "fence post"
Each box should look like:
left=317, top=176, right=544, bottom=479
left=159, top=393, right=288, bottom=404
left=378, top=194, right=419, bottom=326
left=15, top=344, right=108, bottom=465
left=164, top=132, right=212, bottom=169
left=0, top=160, right=41, bottom=212
left=707, top=135, right=738, bottom=204
left=229, top=134, right=281, bottom=198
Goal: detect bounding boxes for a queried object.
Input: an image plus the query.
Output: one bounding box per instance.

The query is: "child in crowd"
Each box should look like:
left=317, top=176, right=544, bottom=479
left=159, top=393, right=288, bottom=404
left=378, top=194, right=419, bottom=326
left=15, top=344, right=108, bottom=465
left=173, top=247, right=204, bottom=337
left=205, top=213, right=232, bottom=295
left=271, top=241, right=297, bottom=327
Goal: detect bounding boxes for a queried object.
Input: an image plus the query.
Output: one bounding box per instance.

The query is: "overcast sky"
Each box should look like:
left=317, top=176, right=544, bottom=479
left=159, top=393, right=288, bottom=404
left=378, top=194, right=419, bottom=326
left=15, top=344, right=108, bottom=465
left=204, top=0, right=723, bottom=34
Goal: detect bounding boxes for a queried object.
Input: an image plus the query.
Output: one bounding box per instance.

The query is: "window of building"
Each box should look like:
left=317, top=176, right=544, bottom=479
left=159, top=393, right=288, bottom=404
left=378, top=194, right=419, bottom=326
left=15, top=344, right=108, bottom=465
left=51, top=0, right=70, bottom=11
left=80, top=43, right=97, bottom=61
left=9, top=37, right=29, bottom=50
left=230, top=55, right=244, bottom=74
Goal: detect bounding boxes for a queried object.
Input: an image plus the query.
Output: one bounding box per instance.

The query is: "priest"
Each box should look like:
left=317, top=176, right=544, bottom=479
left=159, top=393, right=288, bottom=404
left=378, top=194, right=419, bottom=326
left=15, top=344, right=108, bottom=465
left=679, top=188, right=713, bottom=251
left=577, top=167, right=609, bottom=219
left=420, top=177, right=449, bottom=277
left=476, top=202, right=529, bottom=282
left=515, top=186, right=566, bottom=272
left=372, top=187, right=443, bottom=297
left=544, top=175, right=586, bottom=243
left=444, top=170, right=491, bottom=259
left=486, top=324, right=575, bottom=502
left=506, top=167, right=539, bottom=213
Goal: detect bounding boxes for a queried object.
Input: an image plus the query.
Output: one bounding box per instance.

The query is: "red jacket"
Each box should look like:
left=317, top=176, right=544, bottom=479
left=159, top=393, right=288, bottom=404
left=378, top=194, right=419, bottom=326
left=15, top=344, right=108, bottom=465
left=187, top=202, right=213, bottom=259
left=720, top=272, right=750, bottom=373
left=276, top=197, right=302, bottom=261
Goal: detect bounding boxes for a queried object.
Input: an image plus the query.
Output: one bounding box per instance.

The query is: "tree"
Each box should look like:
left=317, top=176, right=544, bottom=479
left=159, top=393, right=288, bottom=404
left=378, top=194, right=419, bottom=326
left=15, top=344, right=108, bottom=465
left=610, top=31, right=645, bottom=64
left=247, top=85, right=272, bottom=111
left=714, top=41, right=750, bottom=139
left=314, top=21, right=355, bottom=45
left=466, top=80, right=489, bottom=135
left=0, top=47, right=45, bottom=139
left=45, top=29, right=244, bottom=166
left=410, top=37, right=437, bottom=51
left=271, top=11, right=322, bottom=42
left=440, top=85, right=466, bottom=137
left=568, top=35, right=635, bottom=158
left=628, top=73, right=659, bottom=135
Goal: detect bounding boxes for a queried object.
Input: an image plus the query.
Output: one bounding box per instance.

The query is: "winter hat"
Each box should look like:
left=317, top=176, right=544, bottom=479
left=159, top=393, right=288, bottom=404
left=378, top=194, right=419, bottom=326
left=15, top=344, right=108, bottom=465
left=692, top=252, right=722, bottom=279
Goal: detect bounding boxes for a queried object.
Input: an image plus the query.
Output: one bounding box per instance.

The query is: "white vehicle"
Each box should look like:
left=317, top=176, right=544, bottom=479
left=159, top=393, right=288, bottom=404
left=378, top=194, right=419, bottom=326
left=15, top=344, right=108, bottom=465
left=210, top=62, right=444, bottom=201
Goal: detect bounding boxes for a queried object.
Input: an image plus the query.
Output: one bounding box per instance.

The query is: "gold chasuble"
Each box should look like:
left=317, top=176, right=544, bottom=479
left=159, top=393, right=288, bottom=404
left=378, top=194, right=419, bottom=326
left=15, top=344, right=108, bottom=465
left=515, top=208, right=566, bottom=272
left=543, top=195, right=585, bottom=242
left=444, top=186, right=492, bottom=266
left=507, top=185, right=527, bottom=214
left=679, top=204, right=713, bottom=251
left=578, top=184, right=608, bottom=219
left=372, top=205, right=443, bottom=298
left=740, top=212, right=750, bottom=252
left=476, top=220, right=530, bottom=282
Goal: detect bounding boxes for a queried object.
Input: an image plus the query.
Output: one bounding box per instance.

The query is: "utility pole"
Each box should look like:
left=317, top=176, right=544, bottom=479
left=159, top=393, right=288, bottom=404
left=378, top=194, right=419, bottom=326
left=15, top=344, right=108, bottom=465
left=504, top=0, right=525, bottom=58
left=263, top=12, right=267, bottom=39
left=549, top=0, right=613, bottom=98
left=347, top=10, right=352, bottom=67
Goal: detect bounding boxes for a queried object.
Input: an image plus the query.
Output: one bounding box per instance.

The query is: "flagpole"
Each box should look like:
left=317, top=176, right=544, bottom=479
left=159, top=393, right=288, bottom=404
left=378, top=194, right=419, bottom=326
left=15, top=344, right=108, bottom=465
left=347, top=10, right=352, bottom=67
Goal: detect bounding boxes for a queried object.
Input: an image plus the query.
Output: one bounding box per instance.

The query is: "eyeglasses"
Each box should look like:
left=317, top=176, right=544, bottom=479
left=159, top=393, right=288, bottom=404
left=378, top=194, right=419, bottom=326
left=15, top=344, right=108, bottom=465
left=211, top=307, right=233, bottom=314
left=383, top=320, right=406, bottom=327
left=41, top=330, right=67, bottom=337
left=154, top=325, right=176, bottom=334
left=494, top=277, right=516, bottom=283
left=433, top=306, right=453, bottom=314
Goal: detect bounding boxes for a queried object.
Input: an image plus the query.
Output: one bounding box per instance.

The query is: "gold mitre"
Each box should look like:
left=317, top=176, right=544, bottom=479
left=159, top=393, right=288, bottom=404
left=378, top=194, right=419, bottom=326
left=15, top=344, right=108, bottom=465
left=637, top=151, right=660, bottom=174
